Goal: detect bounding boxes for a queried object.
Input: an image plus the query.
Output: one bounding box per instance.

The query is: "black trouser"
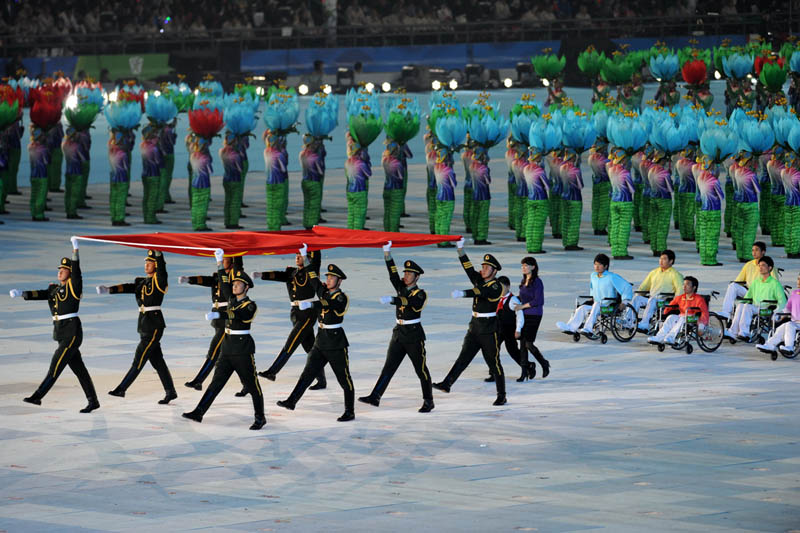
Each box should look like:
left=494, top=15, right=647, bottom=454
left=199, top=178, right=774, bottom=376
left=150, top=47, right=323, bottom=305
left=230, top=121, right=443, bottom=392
left=286, top=345, right=354, bottom=411
left=264, top=309, right=325, bottom=383
left=31, top=326, right=97, bottom=401
left=195, top=351, right=264, bottom=418
left=369, top=328, right=432, bottom=400
left=521, top=314, right=548, bottom=370
left=442, top=326, right=505, bottom=395
left=116, top=329, right=175, bottom=394
left=499, top=322, right=525, bottom=368
left=188, top=325, right=226, bottom=384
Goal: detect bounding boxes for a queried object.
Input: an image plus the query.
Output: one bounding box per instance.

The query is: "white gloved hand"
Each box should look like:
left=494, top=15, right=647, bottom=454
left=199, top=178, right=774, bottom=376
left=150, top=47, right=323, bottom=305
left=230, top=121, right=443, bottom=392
left=205, top=311, right=221, bottom=321
left=451, top=289, right=464, bottom=299
left=178, top=276, right=189, bottom=284
left=250, top=270, right=261, bottom=281
left=382, top=241, right=392, bottom=252
left=214, top=248, right=224, bottom=262
left=456, top=237, right=465, bottom=249
left=9, top=289, right=22, bottom=298
left=70, top=236, right=79, bottom=250
left=96, top=285, right=109, bottom=295
left=299, top=243, right=308, bottom=257
left=379, top=295, right=393, bottom=305
left=298, top=301, right=312, bottom=310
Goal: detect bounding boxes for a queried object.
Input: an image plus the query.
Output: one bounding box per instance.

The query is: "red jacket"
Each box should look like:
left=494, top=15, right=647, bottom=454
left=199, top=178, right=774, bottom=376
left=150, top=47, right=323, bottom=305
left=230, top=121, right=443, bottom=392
left=667, top=293, right=709, bottom=326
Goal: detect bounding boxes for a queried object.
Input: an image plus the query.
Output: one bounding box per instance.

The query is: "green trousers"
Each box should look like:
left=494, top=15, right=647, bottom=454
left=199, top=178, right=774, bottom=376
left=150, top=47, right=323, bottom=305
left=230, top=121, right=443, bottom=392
left=161, top=153, right=175, bottom=205
left=677, top=192, right=696, bottom=240
left=473, top=199, right=490, bottom=241
left=735, top=202, right=759, bottom=261
left=507, top=181, right=517, bottom=230
left=525, top=199, right=549, bottom=253
left=672, top=191, right=680, bottom=229
left=514, top=195, right=526, bottom=240
left=785, top=205, right=800, bottom=255
left=302, top=180, right=322, bottom=229
left=463, top=185, right=474, bottom=233
left=142, top=176, right=161, bottom=224
left=77, top=160, right=90, bottom=208
left=8, top=147, right=21, bottom=194
left=223, top=181, right=244, bottom=228
left=30, top=178, right=48, bottom=220
left=347, top=190, right=368, bottom=229
left=649, top=197, right=672, bottom=254
left=697, top=210, right=721, bottom=265
left=591, top=181, right=610, bottom=232
left=64, top=174, right=81, bottom=217
left=609, top=201, right=633, bottom=257
left=759, top=186, right=771, bottom=235
left=266, top=182, right=283, bottom=230
left=724, top=180, right=735, bottom=237
left=426, top=187, right=436, bottom=234
left=434, top=199, right=455, bottom=239
left=770, top=194, right=786, bottom=247
left=383, top=188, right=404, bottom=232
left=561, top=199, right=582, bottom=247
left=640, top=195, right=652, bottom=243
left=281, top=178, right=290, bottom=224
left=191, top=186, right=211, bottom=230
left=632, top=183, right=643, bottom=229
left=48, top=148, right=63, bottom=192
left=110, top=181, right=130, bottom=224
left=549, top=193, right=561, bottom=238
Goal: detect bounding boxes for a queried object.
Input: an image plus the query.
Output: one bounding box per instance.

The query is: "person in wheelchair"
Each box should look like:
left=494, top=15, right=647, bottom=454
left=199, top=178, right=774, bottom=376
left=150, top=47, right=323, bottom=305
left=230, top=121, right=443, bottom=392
left=756, top=272, right=800, bottom=358
left=632, top=249, right=683, bottom=333
left=556, top=253, right=633, bottom=335
left=724, top=255, right=786, bottom=341
left=647, top=276, right=708, bottom=345
left=718, top=242, right=776, bottom=322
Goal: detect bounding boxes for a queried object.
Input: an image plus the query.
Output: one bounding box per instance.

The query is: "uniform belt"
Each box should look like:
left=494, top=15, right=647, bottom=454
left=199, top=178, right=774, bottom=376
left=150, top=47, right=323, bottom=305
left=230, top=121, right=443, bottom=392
left=53, top=312, right=79, bottom=321
left=291, top=297, right=318, bottom=307
left=139, top=305, right=162, bottom=313
left=213, top=301, right=228, bottom=309
left=319, top=323, right=342, bottom=329
left=225, top=328, right=250, bottom=335
left=472, top=311, right=497, bottom=318
left=396, top=318, right=421, bottom=325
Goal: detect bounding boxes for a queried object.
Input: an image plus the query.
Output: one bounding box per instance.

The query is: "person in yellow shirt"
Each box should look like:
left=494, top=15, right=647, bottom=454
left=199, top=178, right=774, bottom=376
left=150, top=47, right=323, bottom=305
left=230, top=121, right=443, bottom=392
left=632, top=250, right=683, bottom=332
left=719, top=242, right=776, bottom=321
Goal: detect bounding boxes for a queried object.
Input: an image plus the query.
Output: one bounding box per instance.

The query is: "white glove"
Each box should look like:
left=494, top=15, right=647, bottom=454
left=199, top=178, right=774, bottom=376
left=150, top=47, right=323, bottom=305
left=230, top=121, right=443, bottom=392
left=298, top=301, right=312, bottom=310
left=178, top=276, right=189, bottom=284
left=250, top=270, right=261, bottom=281
left=380, top=295, right=393, bottom=305
left=70, top=236, right=79, bottom=250
left=456, top=237, right=465, bottom=249
left=214, top=248, right=224, bottom=262
left=451, top=289, right=464, bottom=299
left=9, top=289, right=22, bottom=298
left=96, top=285, right=109, bottom=295
left=299, top=243, right=308, bottom=257
left=382, top=241, right=392, bottom=252
left=205, top=311, right=221, bottom=320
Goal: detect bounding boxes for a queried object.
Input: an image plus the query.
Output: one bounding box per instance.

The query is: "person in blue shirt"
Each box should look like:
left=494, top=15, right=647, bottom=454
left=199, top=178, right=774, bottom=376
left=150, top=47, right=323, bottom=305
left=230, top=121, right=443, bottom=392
left=556, top=253, right=633, bottom=334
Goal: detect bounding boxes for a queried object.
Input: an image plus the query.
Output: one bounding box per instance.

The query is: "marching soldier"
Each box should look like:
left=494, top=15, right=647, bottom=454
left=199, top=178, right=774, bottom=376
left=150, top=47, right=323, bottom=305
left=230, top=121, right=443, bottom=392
left=9, top=237, right=99, bottom=412
left=277, top=245, right=355, bottom=422
left=359, top=241, right=434, bottom=412
left=97, top=249, right=177, bottom=404
left=183, top=249, right=266, bottom=430
left=251, top=249, right=327, bottom=389
left=433, top=238, right=507, bottom=406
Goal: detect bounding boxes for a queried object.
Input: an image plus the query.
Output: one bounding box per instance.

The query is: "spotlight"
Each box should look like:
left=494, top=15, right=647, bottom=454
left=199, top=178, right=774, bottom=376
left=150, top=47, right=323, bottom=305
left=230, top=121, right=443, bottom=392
left=298, top=84, right=309, bottom=95
left=655, top=77, right=662, bottom=82
left=153, top=90, right=161, bottom=97
left=542, top=78, right=550, bottom=87
left=65, top=94, right=78, bottom=110
left=746, top=73, right=753, bottom=79
left=432, top=80, right=442, bottom=90
left=108, top=90, right=118, bottom=102
left=448, top=79, right=458, bottom=90
left=503, top=77, right=513, bottom=88
left=256, top=86, right=265, bottom=96
left=714, top=70, right=722, bottom=80
left=194, top=89, right=199, bottom=96
left=365, top=82, right=375, bottom=93
left=381, top=82, right=391, bottom=92
left=336, top=67, right=354, bottom=93
left=322, top=84, right=332, bottom=94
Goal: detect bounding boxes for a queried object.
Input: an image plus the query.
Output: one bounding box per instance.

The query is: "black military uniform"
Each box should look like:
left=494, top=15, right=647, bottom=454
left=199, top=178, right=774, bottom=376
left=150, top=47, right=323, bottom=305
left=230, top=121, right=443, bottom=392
left=433, top=251, right=507, bottom=405
left=107, top=249, right=177, bottom=404
left=184, top=256, right=244, bottom=390
left=277, top=263, right=355, bottom=422
left=359, top=254, right=433, bottom=412
left=255, top=250, right=326, bottom=388
left=183, top=269, right=266, bottom=430
left=21, top=254, right=99, bottom=412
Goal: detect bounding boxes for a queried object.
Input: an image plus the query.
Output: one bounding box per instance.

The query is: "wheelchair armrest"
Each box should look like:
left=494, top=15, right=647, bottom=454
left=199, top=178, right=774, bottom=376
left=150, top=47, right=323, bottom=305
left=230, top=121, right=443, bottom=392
left=634, top=290, right=650, bottom=295
left=658, top=292, right=675, bottom=299
left=602, top=297, right=620, bottom=303
left=578, top=295, right=593, bottom=299
left=709, top=290, right=720, bottom=299
left=736, top=298, right=753, bottom=304
left=734, top=280, right=747, bottom=286
left=662, top=304, right=679, bottom=317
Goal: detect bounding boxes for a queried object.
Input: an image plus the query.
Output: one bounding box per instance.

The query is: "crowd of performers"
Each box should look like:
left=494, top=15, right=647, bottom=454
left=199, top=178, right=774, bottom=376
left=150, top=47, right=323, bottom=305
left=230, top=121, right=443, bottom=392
left=10, top=237, right=550, bottom=429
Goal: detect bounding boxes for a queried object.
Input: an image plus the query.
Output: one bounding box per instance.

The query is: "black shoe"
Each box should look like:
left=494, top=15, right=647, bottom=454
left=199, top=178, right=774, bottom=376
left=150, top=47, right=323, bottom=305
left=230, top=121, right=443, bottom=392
left=225, top=224, right=244, bottom=229
left=158, top=391, right=178, bottom=404
left=195, top=226, right=213, bottom=231
left=771, top=351, right=779, bottom=361
left=23, top=396, right=41, bottom=405
left=528, top=363, right=537, bottom=380
left=250, top=416, right=267, bottom=430
left=418, top=399, right=435, bottom=413
left=80, top=399, right=100, bottom=413
left=516, top=366, right=527, bottom=382
left=531, top=250, right=547, bottom=254
left=541, top=361, right=550, bottom=378
left=145, top=219, right=163, bottom=225
left=32, top=217, right=50, bottom=222
left=484, top=375, right=496, bottom=383
left=111, top=221, right=129, bottom=226
left=66, top=214, right=83, bottom=219
left=182, top=410, right=203, bottom=422
left=614, top=255, right=634, bottom=260
left=258, top=370, right=277, bottom=381
left=358, top=395, right=380, bottom=407
left=276, top=400, right=295, bottom=410
left=432, top=381, right=450, bottom=393
left=637, top=326, right=649, bottom=334
left=241, top=203, right=250, bottom=208
left=309, top=380, right=327, bottom=390
left=337, top=410, right=355, bottom=422
left=473, top=239, right=492, bottom=245
left=634, top=226, right=642, bottom=232
left=184, top=381, right=202, bottom=391
left=234, top=387, right=249, bottom=397
left=240, top=213, right=248, bottom=218
left=493, top=394, right=507, bottom=406
left=565, top=245, right=584, bottom=251
left=401, top=212, right=410, bottom=218
left=553, top=233, right=562, bottom=238
left=594, top=229, right=608, bottom=235
left=318, top=217, right=327, bottom=223
left=516, top=236, right=525, bottom=242
left=108, top=389, right=125, bottom=398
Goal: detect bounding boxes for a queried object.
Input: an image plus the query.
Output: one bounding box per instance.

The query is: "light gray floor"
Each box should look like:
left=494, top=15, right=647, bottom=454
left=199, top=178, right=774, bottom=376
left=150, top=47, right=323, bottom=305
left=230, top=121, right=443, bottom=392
left=1, top=164, right=799, bottom=532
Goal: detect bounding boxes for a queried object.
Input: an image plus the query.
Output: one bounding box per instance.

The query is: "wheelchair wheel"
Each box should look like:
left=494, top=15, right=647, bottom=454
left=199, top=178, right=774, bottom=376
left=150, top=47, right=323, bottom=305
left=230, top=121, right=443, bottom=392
left=657, top=343, right=665, bottom=352
left=600, top=333, right=608, bottom=344
left=697, top=314, right=725, bottom=352
left=572, top=333, right=580, bottom=343
left=686, top=343, right=693, bottom=354
left=782, top=346, right=800, bottom=359
left=610, top=303, right=637, bottom=342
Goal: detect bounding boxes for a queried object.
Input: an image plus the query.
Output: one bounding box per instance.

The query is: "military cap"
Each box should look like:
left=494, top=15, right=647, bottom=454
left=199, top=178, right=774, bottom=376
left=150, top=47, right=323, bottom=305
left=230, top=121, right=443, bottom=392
left=481, top=253, right=502, bottom=271
left=403, top=260, right=424, bottom=275
left=58, top=257, right=73, bottom=271
left=144, top=249, right=158, bottom=263
left=231, top=269, right=254, bottom=288
left=326, top=263, right=347, bottom=280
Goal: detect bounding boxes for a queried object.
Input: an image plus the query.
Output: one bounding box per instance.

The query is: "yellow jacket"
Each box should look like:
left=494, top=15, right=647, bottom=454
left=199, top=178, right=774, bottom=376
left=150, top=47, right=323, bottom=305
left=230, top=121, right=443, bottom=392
left=734, top=259, right=777, bottom=286
left=638, top=267, right=683, bottom=295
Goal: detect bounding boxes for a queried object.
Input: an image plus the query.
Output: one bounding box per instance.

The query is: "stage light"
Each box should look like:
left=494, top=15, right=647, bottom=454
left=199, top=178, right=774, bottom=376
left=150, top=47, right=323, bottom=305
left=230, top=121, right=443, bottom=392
left=153, top=90, right=161, bottom=97
left=194, top=89, right=199, bottom=96
left=503, top=78, right=513, bottom=88
left=381, top=82, right=391, bottom=92
left=65, top=94, right=78, bottom=110
left=256, top=86, right=265, bottom=96
left=298, top=84, right=309, bottom=95
left=143, top=92, right=149, bottom=101
left=542, top=79, right=550, bottom=87
left=432, top=80, right=442, bottom=90
left=448, top=79, right=458, bottom=90
left=322, top=84, right=332, bottom=94
left=714, top=70, right=722, bottom=80
left=655, top=77, right=662, bottom=82
left=365, top=82, right=375, bottom=93
left=108, top=90, right=118, bottom=102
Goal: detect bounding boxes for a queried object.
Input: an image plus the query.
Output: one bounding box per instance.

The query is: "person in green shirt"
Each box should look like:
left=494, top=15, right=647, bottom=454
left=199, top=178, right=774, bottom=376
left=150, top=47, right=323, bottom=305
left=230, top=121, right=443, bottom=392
left=725, top=255, right=787, bottom=340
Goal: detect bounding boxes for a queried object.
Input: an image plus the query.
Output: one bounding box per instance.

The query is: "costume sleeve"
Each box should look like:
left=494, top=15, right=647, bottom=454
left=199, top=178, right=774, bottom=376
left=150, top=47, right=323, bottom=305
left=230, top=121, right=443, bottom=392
left=466, top=279, right=502, bottom=300
left=109, top=282, right=137, bottom=294
left=324, top=291, right=348, bottom=316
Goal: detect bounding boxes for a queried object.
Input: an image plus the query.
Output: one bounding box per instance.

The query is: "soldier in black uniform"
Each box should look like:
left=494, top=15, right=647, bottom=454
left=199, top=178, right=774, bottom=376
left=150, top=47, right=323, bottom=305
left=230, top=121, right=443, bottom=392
left=433, top=238, right=507, bottom=405
left=251, top=249, right=326, bottom=389
left=180, top=255, right=244, bottom=391
left=97, top=249, right=177, bottom=404
left=10, top=237, right=99, bottom=412
left=358, top=241, right=434, bottom=412
left=183, top=249, right=266, bottom=430
left=277, top=246, right=355, bottom=422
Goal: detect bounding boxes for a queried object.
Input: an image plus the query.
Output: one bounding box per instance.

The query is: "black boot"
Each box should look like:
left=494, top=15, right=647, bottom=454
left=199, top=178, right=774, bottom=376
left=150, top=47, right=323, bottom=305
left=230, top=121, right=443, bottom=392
left=108, top=388, right=125, bottom=398
left=158, top=390, right=178, bottom=404
left=516, top=363, right=528, bottom=382
left=418, top=399, right=435, bottom=413
left=276, top=399, right=295, bottom=410
left=184, top=380, right=202, bottom=391
left=234, top=386, right=249, bottom=397
left=484, top=375, right=496, bottom=382
left=182, top=409, right=203, bottom=422
left=493, top=394, right=507, bottom=406
left=258, top=370, right=277, bottom=380
left=432, top=381, right=451, bottom=393
left=250, top=415, right=267, bottom=430
left=80, top=398, right=100, bottom=413
left=358, top=395, right=380, bottom=407
left=23, top=395, right=42, bottom=405
left=309, top=370, right=327, bottom=390
left=527, top=362, right=536, bottom=380
left=337, top=410, right=355, bottom=422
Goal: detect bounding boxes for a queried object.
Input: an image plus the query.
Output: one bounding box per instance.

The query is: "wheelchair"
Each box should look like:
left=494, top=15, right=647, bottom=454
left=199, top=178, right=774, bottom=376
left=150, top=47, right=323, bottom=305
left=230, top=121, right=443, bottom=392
left=651, top=291, right=725, bottom=354
left=727, top=284, right=792, bottom=345
left=563, top=295, right=638, bottom=344
left=760, top=311, right=800, bottom=361
left=633, top=290, right=674, bottom=336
